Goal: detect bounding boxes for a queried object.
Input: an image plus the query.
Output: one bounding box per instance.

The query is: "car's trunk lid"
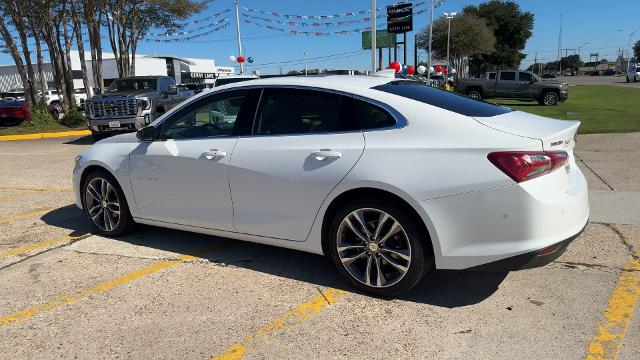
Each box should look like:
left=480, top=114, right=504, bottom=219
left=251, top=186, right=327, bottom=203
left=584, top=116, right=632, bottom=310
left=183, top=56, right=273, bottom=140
left=473, top=110, right=579, bottom=152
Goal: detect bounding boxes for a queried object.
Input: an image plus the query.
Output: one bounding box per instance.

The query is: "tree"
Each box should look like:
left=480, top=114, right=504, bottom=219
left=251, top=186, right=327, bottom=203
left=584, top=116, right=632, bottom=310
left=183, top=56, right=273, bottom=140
left=104, top=0, right=205, bottom=77
left=0, top=10, right=32, bottom=104
left=560, top=54, right=583, bottom=72
left=416, top=13, right=495, bottom=76
left=464, top=0, right=534, bottom=74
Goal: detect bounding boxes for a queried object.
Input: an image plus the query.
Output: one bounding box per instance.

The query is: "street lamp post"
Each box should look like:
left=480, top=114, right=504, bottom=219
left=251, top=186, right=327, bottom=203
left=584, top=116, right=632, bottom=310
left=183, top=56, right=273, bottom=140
left=443, top=12, right=457, bottom=73
left=304, top=52, right=308, bottom=76
left=427, top=0, right=434, bottom=81
left=371, top=0, right=376, bottom=73
left=618, top=28, right=640, bottom=74
left=576, top=42, right=589, bottom=61
left=234, top=0, right=244, bottom=75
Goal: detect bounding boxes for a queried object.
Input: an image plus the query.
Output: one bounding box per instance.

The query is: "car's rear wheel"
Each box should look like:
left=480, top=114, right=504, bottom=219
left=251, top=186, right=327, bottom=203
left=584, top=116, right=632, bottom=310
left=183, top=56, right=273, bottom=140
left=541, top=91, right=559, bottom=106
left=82, top=170, right=134, bottom=236
left=466, top=89, right=482, bottom=100
left=327, top=200, right=432, bottom=297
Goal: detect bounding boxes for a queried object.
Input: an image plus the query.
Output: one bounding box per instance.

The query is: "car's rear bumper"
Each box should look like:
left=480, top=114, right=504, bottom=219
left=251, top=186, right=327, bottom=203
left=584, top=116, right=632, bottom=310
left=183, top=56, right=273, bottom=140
left=420, top=162, right=589, bottom=270
left=469, top=223, right=585, bottom=271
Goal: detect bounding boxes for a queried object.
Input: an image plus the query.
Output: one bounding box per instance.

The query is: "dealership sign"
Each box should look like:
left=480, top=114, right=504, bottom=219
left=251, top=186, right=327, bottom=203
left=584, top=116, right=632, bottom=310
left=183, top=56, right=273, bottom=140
left=387, top=2, right=413, bottom=34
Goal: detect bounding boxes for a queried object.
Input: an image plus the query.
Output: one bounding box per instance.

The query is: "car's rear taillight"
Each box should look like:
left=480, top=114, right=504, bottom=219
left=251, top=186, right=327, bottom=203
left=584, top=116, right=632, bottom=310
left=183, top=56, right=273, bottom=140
left=488, top=151, right=569, bottom=183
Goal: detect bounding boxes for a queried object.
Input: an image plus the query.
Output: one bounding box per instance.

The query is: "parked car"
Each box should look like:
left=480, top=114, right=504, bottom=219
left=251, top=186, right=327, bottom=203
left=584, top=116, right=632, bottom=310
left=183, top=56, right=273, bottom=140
left=541, top=73, right=557, bottom=79
left=0, top=91, right=25, bottom=100
left=73, top=76, right=589, bottom=296
left=627, top=65, right=640, bottom=82
left=73, top=88, right=89, bottom=109
left=0, top=98, right=30, bottom=125
left=85, top=76, right=192, bottom=140
left=602, top=69, right=616, bottom=76
left=457, top=70, right=569, bottom=106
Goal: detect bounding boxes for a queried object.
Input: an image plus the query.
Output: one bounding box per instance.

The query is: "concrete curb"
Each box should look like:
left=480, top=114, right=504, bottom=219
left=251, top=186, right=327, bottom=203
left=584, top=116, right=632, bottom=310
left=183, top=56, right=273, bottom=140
left=0, top=130, right=91, bottom=142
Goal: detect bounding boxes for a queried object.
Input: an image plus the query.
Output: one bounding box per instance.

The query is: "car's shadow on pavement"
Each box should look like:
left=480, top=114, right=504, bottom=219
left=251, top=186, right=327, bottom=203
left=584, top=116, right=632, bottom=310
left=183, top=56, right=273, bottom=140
left=64, top=136, right=95, bottom=145
left=42, top=205, right=507, bottom=308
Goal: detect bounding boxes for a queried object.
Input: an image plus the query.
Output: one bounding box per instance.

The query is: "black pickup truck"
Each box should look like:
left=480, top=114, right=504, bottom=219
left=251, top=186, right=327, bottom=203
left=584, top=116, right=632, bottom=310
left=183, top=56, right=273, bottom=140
left=457, top=70, right=568, bottom=106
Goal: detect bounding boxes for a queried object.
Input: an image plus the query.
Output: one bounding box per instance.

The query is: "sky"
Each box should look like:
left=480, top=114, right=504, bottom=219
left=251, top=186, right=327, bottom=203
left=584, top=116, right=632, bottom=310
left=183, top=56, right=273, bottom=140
left=1, top=0, right=639, bottom=74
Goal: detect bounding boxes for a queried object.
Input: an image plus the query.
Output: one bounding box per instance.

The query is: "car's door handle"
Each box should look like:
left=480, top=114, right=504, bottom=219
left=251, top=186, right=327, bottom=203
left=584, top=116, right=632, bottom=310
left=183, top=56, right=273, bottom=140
left=310, top=150, right=343, bottom=161
left=201, top=149, right=227, bottom=160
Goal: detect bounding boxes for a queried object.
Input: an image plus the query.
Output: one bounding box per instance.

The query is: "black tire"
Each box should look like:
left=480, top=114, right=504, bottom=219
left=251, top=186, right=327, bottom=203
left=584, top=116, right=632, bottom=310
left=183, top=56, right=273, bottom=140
left=540, top=91, right=559, bottom=106
left=627, top=76, right=630, bottom=83
left=82, top=169, right=135, bottom=236
left=465, top=89, right=482, bottom=100
left=327, top=199, right=433, bottom=297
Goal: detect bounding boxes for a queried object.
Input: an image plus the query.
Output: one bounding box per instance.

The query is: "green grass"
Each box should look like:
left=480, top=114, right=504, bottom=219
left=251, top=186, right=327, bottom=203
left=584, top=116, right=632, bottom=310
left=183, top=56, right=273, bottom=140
left=490, top=85, right=640, bottom=134
left=0, top=122, right=86, bottom=136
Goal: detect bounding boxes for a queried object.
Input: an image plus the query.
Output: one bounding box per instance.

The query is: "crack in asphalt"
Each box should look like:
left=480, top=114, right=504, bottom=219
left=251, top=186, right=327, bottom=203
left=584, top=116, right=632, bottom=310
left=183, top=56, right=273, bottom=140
left=597, top=222, right=639, bottom=260
left=574, top=153, right=614, bottom=191
left=0, top=235, right=91, bottom=271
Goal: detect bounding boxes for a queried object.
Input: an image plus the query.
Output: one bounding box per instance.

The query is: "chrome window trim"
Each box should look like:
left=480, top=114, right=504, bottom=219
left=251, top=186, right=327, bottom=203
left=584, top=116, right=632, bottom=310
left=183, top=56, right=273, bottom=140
left=154, top=83, right=407, bottom=138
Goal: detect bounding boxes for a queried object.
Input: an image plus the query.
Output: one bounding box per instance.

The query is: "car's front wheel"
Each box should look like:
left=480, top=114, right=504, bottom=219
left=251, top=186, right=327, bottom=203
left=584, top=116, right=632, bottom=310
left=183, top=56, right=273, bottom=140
left=465, top=89, right=482, bottom=100
left=540, top=91, right=559, bottom=106
left=327, top=200, right=432, bottom=297
left=82, top=170, right=134, bottom=236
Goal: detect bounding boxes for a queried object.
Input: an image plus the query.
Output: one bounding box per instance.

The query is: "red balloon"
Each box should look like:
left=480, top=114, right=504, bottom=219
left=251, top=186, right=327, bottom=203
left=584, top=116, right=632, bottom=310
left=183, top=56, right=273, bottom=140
left=237, top=56, right=246, bottom=63
left=406, top=65, right=415, bottom=75
left=435, top=65, right=443, bottom=73
left=443, top=68, right=449, bottom=75
left=389, top=61, right=401, bottom=73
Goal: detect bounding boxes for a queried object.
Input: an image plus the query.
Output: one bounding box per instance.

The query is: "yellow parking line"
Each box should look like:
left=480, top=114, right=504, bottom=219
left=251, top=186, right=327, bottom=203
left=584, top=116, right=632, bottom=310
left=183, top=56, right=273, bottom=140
left=0, top=242, right=226, bottom=328
left=0, top=208, right=55, bottom=224
left=586, top=243, right=640, bottom=359
left=212, top=288, right=348, bottom=360
left=0, top=185, right=73, bottom=193
left=0, top=191, right=35, bottom=202
left=0, top=130, right=91, bottom=142
left=0, top=233, right=90, bottom=260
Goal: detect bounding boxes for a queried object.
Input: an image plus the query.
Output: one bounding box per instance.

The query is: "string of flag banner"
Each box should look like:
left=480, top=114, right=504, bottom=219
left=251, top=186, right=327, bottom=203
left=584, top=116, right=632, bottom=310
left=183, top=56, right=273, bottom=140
left=144, top=21, right=230, bottom=42
left=147, top=15, right=230, bottom=37
left=243, top=19, right=387, bottom=37
left=172, top=8, right=231, bottom=28
left=241, top=1, right=425, bottom=19
left=240, top=10, right=424, bottom=29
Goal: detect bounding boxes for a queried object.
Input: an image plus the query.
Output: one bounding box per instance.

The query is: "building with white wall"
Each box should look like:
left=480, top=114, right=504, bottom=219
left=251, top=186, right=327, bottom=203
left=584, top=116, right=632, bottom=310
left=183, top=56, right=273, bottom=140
left=0, top=51, right=234, bottom=92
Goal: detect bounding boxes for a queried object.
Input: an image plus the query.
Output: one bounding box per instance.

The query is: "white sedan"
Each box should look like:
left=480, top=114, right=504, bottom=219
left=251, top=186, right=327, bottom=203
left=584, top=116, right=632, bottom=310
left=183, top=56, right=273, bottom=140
left=72, top=75, right=589, bottom=296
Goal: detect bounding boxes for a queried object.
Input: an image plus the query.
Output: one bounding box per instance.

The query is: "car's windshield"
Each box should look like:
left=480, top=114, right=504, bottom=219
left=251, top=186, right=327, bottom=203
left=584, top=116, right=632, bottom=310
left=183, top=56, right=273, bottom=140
left=107, top=79, right=157, bottom=93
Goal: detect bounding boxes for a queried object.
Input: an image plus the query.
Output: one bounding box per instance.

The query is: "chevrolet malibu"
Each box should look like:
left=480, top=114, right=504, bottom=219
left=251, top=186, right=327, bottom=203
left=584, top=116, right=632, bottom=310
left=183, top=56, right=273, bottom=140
left=73, top=76, right=589, bottom=296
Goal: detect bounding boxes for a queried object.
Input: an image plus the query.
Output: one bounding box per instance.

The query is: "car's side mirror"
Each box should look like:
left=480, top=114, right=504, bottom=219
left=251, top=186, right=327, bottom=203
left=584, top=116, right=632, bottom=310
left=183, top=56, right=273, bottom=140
left=167, top=85, right=177, bottom=95
left=136, top=125, right=156, bottom=142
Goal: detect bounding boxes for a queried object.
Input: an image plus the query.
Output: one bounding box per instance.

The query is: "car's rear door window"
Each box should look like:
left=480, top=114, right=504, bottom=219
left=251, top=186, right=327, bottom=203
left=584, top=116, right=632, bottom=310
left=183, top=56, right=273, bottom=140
left=255, top=88, right=359, bottom=135
left=500, top=71, right=516, bottom=81
left=372, top=81, right=512, bottom=117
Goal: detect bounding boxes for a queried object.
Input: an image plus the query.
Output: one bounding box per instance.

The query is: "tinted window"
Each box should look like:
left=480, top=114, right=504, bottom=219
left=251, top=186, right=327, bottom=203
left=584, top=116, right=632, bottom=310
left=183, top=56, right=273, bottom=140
left=372, top=81, right=512, bottom=117
left=339, top=96, right=395, bottom=130
left=488, top=72, right=497, bottom=80
left=519, top=72, right=533, bottom=82
left=162, top=90, right=250, bottom=139
left=107, top=78, right=157, bottom=93
left=500, top=72, right=516, bottom=81
left=256, top=89, right=358, bottom=135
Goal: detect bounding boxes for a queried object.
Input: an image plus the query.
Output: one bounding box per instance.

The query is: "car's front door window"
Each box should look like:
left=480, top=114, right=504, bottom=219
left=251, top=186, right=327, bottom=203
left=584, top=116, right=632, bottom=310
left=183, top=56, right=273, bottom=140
left=162, top=91, right=249, bottom=139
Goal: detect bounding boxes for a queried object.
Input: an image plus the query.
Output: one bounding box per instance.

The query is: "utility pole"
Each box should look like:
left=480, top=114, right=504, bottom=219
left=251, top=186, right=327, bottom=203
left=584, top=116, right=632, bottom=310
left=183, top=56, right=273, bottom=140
left=414, top=34, right=418, bottom=67
left=427, top=0, right=434, bottom=80
left=444, top=12, right=457, bottom=72
left=618, top=28, right=640, bottom=73
left=234, top=0, right=244, bottom=75
left=371, top=0, right=376, bottom=73
left=557, top=15, right=563, bottom=75
left=304, top=52, right=308, bottom=75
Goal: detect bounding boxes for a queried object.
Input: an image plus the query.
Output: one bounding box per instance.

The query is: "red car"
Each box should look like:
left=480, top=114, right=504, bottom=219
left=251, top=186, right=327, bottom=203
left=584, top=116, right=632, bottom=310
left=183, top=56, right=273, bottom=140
left=0, top=99, right=30, bottom=125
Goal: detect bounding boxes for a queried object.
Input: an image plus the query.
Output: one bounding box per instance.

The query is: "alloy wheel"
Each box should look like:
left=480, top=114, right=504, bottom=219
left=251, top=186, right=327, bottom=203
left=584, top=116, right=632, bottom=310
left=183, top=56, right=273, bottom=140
left=543, top=92, right=558, bottom=106
left=84, top=177, right=121, bottom=232
left=336, top=208, right=412, bottom=288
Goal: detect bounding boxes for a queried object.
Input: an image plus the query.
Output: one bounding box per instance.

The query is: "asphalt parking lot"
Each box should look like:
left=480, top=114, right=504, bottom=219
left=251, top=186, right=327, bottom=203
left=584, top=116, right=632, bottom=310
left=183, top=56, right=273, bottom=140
left=1, top=134, right=639, bottom=359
